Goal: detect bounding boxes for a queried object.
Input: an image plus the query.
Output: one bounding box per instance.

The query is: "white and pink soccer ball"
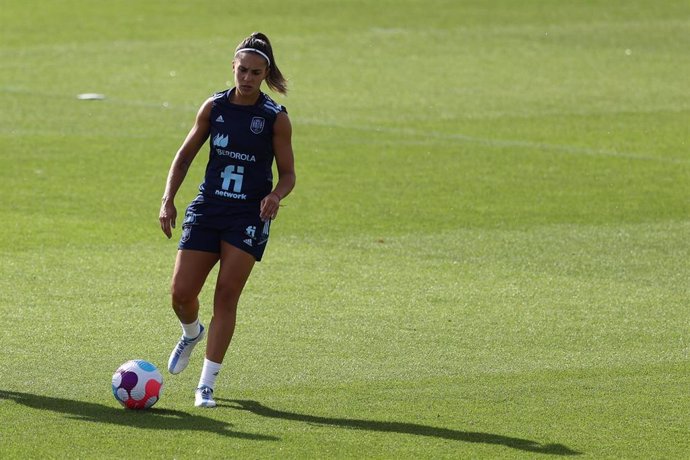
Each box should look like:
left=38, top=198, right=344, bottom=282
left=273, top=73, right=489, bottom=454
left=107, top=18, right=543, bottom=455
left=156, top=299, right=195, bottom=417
left=112, top=360, right=163, bottom=409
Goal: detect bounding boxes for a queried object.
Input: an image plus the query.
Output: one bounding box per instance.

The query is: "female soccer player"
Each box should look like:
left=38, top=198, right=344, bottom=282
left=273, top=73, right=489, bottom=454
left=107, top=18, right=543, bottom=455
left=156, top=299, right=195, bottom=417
left=158, top=32, right=295, bottom=407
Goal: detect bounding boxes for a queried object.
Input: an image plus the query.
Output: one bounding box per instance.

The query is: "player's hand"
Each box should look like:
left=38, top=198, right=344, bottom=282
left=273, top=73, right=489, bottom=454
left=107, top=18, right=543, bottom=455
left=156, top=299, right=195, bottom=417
left=260, top=192, right=281, bottom=222
left=159, top=200, right=177, bottom=239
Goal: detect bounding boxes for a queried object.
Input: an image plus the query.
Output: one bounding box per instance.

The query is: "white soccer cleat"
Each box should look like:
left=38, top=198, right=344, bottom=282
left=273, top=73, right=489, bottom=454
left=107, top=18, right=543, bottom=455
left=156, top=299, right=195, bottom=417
left=167, top=325, right=205, bottom=375
left=195, top=385, right=216, bottom=408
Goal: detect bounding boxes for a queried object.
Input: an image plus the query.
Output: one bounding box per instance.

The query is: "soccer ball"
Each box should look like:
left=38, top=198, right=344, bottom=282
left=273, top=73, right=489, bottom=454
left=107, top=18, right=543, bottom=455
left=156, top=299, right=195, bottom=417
left=112, top=360, right=163, bottom=409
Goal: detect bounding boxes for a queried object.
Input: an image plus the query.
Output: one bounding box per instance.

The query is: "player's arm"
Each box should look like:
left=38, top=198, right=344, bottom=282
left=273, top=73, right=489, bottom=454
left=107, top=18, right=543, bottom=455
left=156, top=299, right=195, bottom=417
left=260, top=111, right=296, bottom=222
left=159, top=98, right=213, bottom=238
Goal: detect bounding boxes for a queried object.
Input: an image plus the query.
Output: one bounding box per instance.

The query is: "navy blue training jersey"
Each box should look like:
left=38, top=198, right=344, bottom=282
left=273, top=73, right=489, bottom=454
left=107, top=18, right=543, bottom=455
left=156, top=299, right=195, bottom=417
left=197, top=88, right=286, bottom=206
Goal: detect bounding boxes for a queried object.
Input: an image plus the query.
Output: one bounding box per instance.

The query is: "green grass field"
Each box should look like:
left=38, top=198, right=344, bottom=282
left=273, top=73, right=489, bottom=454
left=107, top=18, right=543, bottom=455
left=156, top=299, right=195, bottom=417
left=1, top=0, right=688, bottom=458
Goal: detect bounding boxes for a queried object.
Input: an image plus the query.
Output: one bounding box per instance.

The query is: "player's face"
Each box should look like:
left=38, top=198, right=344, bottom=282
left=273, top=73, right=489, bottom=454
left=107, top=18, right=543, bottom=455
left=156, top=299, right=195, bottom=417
left=233, top=53, right=269, bottom=99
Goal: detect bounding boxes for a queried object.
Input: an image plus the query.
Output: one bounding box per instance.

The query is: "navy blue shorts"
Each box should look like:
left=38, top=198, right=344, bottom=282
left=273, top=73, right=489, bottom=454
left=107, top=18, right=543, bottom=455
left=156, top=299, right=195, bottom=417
left=178, top=199, right=271, bottom=261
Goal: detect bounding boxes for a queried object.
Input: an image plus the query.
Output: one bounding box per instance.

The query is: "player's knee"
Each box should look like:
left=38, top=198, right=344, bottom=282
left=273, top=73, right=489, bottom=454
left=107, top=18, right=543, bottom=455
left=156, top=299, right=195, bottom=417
left=170, top=281, right=198, bottom=307
left=214, top=281, right=243, bottom=306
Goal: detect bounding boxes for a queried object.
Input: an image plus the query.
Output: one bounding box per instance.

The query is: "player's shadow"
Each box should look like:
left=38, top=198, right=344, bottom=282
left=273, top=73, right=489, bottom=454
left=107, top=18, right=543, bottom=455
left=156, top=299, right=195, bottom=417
left=222, top=399, right=581, bottom=456
left=0, top=389, right=277, bottom=441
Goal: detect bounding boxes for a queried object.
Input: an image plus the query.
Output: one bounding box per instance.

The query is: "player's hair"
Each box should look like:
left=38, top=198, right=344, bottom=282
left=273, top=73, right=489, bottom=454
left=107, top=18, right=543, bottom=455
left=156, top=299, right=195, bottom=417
left=235, top=32, right=288, bottom=95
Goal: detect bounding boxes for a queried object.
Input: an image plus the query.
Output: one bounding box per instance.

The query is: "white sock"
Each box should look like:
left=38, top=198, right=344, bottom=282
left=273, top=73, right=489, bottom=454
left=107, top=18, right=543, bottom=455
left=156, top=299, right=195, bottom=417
left=181, top=319, right=201, bottom=339
left=198, top=358, right=222, bottom=390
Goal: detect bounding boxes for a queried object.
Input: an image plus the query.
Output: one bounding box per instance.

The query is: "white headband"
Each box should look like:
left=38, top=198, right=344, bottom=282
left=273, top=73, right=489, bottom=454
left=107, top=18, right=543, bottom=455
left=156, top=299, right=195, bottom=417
left=235, top=48, right=271, bottom=67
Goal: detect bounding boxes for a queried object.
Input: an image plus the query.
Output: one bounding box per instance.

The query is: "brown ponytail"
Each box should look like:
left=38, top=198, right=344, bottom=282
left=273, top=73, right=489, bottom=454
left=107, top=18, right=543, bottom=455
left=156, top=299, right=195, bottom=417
left=234, top=32, right=288, bottom=95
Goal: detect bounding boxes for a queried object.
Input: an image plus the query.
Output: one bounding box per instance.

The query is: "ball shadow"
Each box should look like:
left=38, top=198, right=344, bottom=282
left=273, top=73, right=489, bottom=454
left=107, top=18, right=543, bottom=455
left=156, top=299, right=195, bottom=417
left=0, top=389, right=277, bottom=441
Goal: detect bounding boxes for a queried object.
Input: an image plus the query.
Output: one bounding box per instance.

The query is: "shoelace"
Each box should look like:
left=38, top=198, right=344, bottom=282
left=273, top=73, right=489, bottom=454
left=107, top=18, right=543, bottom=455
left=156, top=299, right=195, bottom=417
left=174, top=337, right=193, bottom=356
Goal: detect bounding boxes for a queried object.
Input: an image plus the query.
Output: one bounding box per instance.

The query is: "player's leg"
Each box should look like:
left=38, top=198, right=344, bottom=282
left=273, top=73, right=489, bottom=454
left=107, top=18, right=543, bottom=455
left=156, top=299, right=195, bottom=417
left=168, top=249, right=219, bottom=374
left=170, top=249, right=219, bottom=322
left=195, top=242, right=255, bottom=407
left=208, top=242, right=255, bottom=361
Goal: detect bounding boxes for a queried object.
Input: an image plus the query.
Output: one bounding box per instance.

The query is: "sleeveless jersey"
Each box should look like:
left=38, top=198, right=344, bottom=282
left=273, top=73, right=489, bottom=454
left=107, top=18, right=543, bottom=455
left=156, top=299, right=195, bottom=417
left=196, top=88, right=286, bottom=207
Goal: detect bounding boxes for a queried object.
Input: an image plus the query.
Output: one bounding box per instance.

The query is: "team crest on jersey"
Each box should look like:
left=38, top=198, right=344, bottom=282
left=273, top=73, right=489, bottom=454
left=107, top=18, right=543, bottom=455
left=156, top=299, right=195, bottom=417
left=250, top=117, right=265, bottom=134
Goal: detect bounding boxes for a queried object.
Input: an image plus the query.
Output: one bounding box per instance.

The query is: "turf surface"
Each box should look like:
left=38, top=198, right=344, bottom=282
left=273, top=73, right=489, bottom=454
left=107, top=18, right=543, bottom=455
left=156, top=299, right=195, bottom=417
left=1, top=0, right=688, bottom=458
